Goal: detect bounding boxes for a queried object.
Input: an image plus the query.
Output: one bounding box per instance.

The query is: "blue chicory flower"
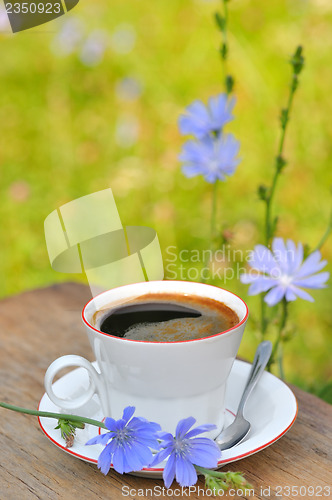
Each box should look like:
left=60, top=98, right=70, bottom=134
left=85, top=406, right=161, bottom=475
left=179, top=133, right=240, bottom=183
left=150, top=416, right=221, bottom=488
left=178, top=94, right=235, bottom=139
left=240, top=238, right=329, bottom=306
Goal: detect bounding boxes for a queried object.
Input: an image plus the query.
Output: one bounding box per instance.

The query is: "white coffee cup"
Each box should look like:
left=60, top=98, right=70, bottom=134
left=44, top=281, right=248, bottom=437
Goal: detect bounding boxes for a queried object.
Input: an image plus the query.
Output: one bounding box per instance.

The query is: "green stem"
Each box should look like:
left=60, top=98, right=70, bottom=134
left=202, top=182, right=218, bottom=283
left=210, top=181, right=218, bottom=245
left=265, top=77, right=297, bottom=246
left=277, top=343, right=285, bottom=380
left=215, top=0, right=233, bottom=94
left=260, top=295, right=268, bottom=339
left=222, top=0, right=228, bottom=82
left=195, top=466, right=251, bottom=491
left=312, top=205, right=332, bottom=252
left=267, top=298, right=288, bottom=376
left=223, top=0, right=228, bottom=44
left=260, top=47, right=304, bottom=344
left=195, top=465, right=228, bottom=479
left=0, top=402, right=107, bottom=429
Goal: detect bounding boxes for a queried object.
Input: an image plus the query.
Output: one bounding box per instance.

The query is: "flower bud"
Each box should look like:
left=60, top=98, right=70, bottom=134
left=275, top=155, right=287, bottom=172
left=290, top=46, right=304, bottom=75
left=55, top=418, right=85, bottom=448
left=280, top=108, right=288, bottom=129
left=205, top=475, right=227, bottom=493
left=215, top=12, right=225, bottom=31
left=220, top=42, right=228, bottom=60
left=258, top=184, right=268, bottom=201
left=225, top=75, right=234, bottom=94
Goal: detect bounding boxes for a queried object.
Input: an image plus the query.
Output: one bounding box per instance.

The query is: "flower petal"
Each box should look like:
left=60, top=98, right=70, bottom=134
left=121, top=442, right=146, bottom=472
left=104, top=417, right=117, bottom=431
left=130, top=440, right=154, bottom=467
left=248, top=277, right=277, bottom=295
left=122, top=406, right=135, bottom=424
left=175, top=417, right=196, bottom=439
left=240, top=272, right=259, bottom=284
left=208, top=94, right=235, bottom=130
left=182, top=164, right=204, bottom=179
left=264, top=285, right=285, bottom=306
left=112, top=445, right=126, bottom=474
left=248, top=245, right=277, bottom=274
left=289, top=285, right=315, bottom=302
left=156, top=431, right=174, bottom=442
left=295, top=251, right=327, bottom=279
left=85, top=432, right=112, bottom=446
left=240, top=273, right=277, bottom=294
left=185, top=424, right=217, bottom=439
left=292, top=272, right=329, bottom=289
left=285, top=287, right=297, bottom=302
left=204, top=170, right=221, bottom=183
left=294, top=241, right=304, bottom=271
left=97, top=441, right=116, bottom=475
left=175, top=455, right=198, bottom=487
left=149, top=447, right=172, bottom=467
left=178, top=101, right=211, bottom=139
left=214, top=134, right=240, bottom=175
left=272, top=238, right=290, bottom=274
left=132, top=434, right=161, bottom=450
left=188, top=445, right=221, bottom=468
left=163, top=452, right=176, bottom=489
left=285, top=239, right=300, bottom=273
left=128, top=417, right=161, bottom=433
left=188, top=441, right=221, bottom=455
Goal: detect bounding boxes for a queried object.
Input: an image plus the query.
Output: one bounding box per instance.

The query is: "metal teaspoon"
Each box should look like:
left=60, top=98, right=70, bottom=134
left=215, top=340, right=272, bottom=450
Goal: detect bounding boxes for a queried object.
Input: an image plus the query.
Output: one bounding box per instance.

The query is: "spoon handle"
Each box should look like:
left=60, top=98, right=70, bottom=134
left=237, top=341, right=272, bottom=415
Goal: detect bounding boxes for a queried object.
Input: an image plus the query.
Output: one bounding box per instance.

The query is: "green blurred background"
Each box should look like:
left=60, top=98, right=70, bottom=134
left=0, top=0, right=331, bottom=400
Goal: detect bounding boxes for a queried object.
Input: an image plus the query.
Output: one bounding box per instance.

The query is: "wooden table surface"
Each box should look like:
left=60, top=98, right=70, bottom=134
left=0, top=283, right=331, bottom=500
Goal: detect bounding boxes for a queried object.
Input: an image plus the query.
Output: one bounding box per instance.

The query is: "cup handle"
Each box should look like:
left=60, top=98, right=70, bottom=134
left=44, top=355, right=108, bottom=414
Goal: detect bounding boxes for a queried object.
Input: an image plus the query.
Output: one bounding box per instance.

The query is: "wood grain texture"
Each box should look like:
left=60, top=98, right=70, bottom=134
left=0, top=283, right=331, bottom=500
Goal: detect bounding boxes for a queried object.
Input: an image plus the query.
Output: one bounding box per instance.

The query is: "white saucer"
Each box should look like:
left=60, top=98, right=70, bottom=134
left=38, top=359, right=297, bottom=478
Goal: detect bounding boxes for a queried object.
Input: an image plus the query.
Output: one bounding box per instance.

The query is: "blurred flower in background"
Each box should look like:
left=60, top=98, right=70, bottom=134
left=110, top=23, right=136, bottom=55
left=51, top=18, right=84, bottom=56
left=8, top=181, right=31, bottom=203
left=179, top=94, right=240, bottom=183
left=179, top=95, right=235, bottom=139
left=51, top=19, right=136, bottom=66
left=180, top=133, right=240, bottom=183
left=115, top=114, right=140, bottom=148
left=115, top=77, right=143, bottom=101
left=80, top=30, right=108, bottom=67
left=0, top=6, right=10, bottom=31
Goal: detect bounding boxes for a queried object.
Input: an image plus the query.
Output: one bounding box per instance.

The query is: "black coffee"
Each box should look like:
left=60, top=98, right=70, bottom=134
left=98, top=293, right=239, bottom=342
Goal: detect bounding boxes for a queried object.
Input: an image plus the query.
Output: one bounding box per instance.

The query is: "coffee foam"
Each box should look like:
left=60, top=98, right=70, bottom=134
left=94, top=293, right=239, bottom=342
